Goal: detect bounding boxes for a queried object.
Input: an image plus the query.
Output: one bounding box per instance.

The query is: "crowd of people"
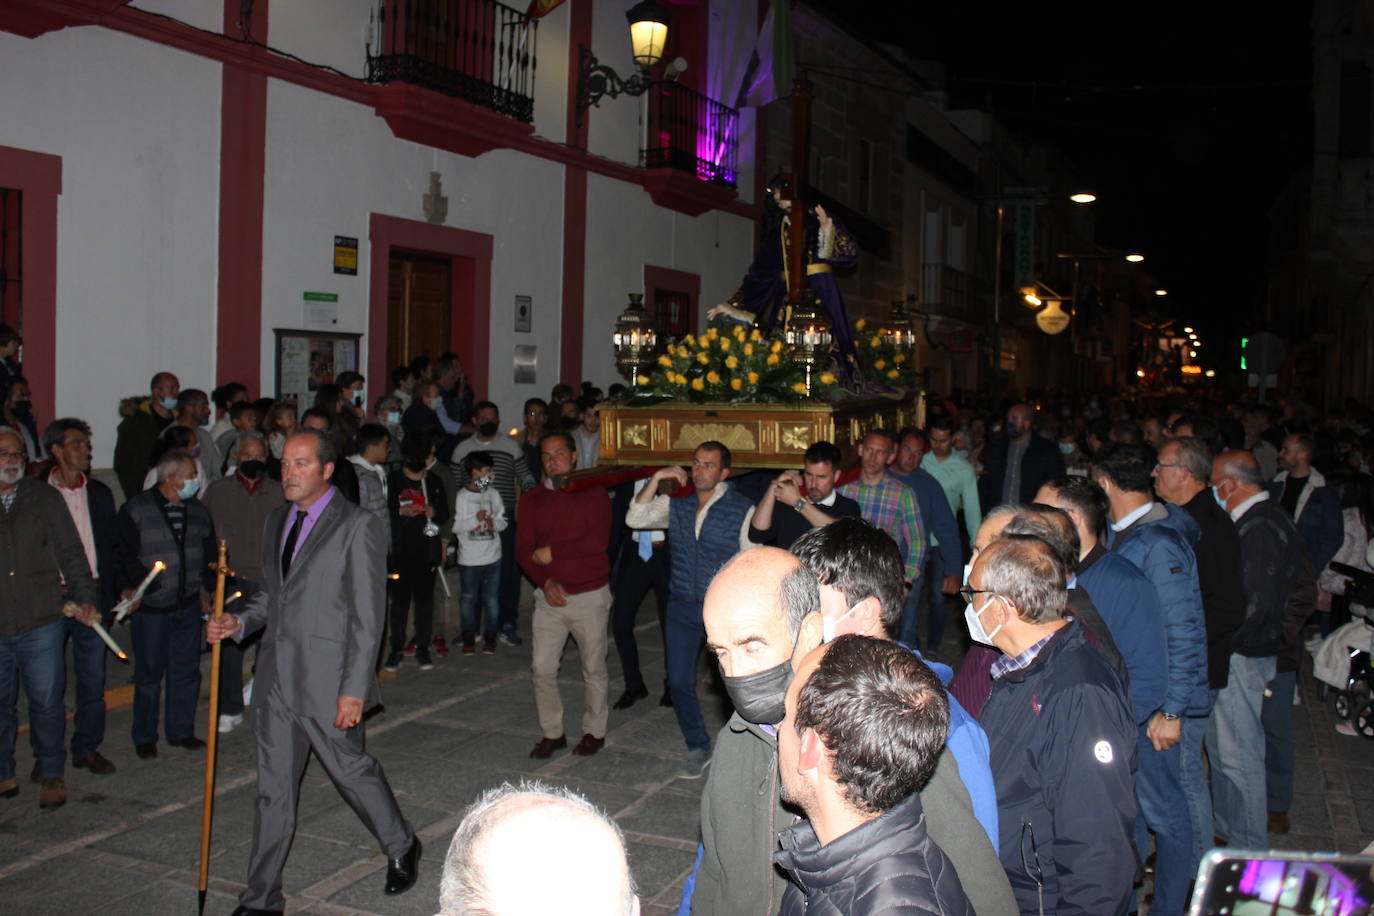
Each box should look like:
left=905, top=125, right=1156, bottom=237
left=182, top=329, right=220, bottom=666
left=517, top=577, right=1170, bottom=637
left=0, top=324, right=1368, bottom=914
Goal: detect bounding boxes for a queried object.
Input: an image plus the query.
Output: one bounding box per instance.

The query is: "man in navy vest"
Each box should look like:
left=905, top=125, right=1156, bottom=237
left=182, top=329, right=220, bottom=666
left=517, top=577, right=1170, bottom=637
left=628, top=441, right=754, bottom=779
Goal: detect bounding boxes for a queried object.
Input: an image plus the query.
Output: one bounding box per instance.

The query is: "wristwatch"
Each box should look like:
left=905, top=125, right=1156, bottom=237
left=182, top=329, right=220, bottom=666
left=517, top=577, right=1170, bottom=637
left=794, top=497, right=809, bottom=512
left=1161, top=711, right=1181, bottom=722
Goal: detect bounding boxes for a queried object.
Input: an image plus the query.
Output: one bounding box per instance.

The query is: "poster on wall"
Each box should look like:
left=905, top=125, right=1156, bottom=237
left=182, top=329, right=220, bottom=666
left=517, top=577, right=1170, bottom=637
left=274, top=328, right=362, bottom=405
left=515, top=295, right=532, bottom=333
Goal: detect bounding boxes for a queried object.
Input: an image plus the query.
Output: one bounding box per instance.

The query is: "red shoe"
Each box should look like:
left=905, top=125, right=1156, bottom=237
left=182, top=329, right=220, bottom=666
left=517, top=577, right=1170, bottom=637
left=432, top=635, right=450, bottom=658
left=402, top=639, right=417, bottom=657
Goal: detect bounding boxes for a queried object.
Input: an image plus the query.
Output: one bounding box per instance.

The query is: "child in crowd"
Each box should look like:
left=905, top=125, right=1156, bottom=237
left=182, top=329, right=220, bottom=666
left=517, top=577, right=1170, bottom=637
left=384, top=430, right=449, bottom=671
left=453, top=451, right=507, bottom=655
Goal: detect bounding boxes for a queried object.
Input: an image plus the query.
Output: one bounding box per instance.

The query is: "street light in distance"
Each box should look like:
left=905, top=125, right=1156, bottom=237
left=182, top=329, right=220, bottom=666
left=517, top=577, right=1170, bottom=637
left=1155, top=289, right=1169, bottom=296
left=1069, top=192, right=1097, bottom=203
left=1125, top=253, right=1145, bottom=263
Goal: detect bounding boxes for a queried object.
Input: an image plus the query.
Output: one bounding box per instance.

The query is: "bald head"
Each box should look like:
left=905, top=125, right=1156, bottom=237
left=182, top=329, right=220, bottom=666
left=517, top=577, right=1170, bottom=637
left=440, top=783, right=638, bottom=916
left=704, top=547, right=819, bottom=679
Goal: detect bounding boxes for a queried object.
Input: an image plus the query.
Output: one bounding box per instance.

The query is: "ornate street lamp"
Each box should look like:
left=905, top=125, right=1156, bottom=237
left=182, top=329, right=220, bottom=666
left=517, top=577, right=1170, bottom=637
left=785, top=291, right=833, bottom=395
left=612, top=293, right=657, bottom=386
left=626, top=0, right=670, bottom=68
left=576, top=1, right=671, bottom=124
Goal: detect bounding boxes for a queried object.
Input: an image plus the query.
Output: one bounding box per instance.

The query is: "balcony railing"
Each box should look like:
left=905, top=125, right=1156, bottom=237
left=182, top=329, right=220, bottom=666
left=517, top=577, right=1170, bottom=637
left=642, top=81, right=739, bottom=186
left=367, top=0, right=538, bottom=123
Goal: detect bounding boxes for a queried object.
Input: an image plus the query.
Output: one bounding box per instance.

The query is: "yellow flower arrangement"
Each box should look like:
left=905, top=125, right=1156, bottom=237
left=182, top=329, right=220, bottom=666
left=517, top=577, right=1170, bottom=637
left=747, top=371, right=760, bottom=384
left=671, top=373, right=685, bottom=386
left=637, top=320, right=841, bottom=405
left=730, top=378, right=742, bottom=391
left=706, top=371, right=721, bottom=385
left=791, top=382, right=808, bottom=394
left=733, top=325, right=746, bottom=340
left=705, top=327, right=719, bottom=341
left=657, top=354, right=672, bottom=367
left=750, top=328, right=763, bottom=341
left=743, top=343, right=755, bottom=356
left=691, top=378, right=705, bottom=391
left=720, top=338, right=732, bottom=352
left=697, top=352, right=710, bottom=365
left=725, top=356, right=739, bottom=369
left=683, top=334, right=696, bottom=346
left=767, top=354, right=780, bottom=366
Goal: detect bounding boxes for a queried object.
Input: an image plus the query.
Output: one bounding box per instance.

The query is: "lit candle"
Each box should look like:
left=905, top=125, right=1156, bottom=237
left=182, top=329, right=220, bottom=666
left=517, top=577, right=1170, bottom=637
left=114, top=560, right=166, bottom=624
left=62, top=601, right=126, bottom=660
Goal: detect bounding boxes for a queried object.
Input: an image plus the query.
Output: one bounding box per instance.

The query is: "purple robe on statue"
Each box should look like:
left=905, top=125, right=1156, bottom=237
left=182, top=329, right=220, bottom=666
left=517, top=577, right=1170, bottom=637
left=725, top=208, right=860, bottom=379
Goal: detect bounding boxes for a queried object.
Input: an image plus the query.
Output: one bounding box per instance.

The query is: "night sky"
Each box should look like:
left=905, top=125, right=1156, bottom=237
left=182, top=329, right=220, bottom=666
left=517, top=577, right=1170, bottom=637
left=809, top=0, right=1315, bottom=348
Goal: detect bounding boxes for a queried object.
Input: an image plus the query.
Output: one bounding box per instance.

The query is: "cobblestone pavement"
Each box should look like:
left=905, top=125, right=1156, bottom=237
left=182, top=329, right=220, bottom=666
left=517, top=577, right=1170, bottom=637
left=0, top=579, right=1368, bottom=914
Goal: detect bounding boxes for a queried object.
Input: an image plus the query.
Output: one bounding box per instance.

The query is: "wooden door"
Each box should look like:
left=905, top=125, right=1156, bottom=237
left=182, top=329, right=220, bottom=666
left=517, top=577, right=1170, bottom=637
left=387, top=253, right=452, bottom=373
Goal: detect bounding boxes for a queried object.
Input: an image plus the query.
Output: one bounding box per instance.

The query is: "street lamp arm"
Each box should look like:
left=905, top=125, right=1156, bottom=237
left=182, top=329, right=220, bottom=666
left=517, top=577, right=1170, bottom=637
left=577, top=47, right=654, bottom=124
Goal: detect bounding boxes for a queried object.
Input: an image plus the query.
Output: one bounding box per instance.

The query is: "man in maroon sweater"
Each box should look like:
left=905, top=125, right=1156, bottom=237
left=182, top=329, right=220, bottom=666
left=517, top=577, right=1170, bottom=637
left=516, top=432, right=612, bottom=758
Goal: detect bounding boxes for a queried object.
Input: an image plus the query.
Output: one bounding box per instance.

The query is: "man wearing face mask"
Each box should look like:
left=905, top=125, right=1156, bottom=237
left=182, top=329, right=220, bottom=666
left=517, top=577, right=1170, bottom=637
left=691, top=546, right=1015, bottom=916
left=202, top=435, right=284, bottom=734
left=452, top=401, right=537, bottom=648
left=166, top=388, right=223, bottom=484
left=2, top=377, right=40, bottom=465
left=114, top=371, right=180, bottom=500
left=972, top=534, right=1138, bottom=916
left=114, top=450, right=217, bottom=758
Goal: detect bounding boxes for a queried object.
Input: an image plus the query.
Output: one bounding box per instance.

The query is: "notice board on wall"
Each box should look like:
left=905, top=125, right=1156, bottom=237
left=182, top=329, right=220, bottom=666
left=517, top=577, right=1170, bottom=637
left=274, top=328, right=361, bottom=405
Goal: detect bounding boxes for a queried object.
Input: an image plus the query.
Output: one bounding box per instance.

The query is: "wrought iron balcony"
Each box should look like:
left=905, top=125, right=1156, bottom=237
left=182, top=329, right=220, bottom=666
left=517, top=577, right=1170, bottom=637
left=367, top=0, right=538, bottom=123
left=641, top=80, right=739, bottom=187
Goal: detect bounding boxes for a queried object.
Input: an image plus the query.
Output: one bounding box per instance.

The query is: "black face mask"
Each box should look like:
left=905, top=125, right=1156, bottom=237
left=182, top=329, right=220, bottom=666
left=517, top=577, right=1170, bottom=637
left=721, top=659, right=792, bottom=725
left=12, top=400, right=31, bottom=415
left=477, top=421, right=499, bottom=438
left=237, top=460, right=267, bottom=480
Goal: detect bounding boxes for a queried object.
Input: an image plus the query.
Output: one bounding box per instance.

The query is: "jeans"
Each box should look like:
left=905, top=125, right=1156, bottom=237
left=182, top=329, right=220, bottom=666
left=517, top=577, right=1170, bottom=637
left=1135, top=722, right=1195, bottom=916
left=498, top=521, right=521, bottom=633
left=66, top=613, right=110, bottom=760
left=458, top=562, right=501, bottom=636
left=130, top=605, right=203, bottom=746
left=0, top=620, right=67, bottom=781
left=1261, top=669, right=1297, bottom=812
left=898, top=549, right=950, bottom=651
left=1179, top=710, right=1214, bottom=865
left=1207, top=653, right=1275, bottom=849
left=664, top=611, right=709, bottom=752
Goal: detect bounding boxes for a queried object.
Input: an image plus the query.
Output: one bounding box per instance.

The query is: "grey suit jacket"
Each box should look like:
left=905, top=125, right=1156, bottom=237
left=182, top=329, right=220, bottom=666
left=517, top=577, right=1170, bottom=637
left=234, top=489, right=387, bottom=720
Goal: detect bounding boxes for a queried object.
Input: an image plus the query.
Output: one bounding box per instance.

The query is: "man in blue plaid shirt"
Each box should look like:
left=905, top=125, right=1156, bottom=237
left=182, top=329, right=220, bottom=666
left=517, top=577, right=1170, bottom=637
left=839, top=429, right=926, bottom=584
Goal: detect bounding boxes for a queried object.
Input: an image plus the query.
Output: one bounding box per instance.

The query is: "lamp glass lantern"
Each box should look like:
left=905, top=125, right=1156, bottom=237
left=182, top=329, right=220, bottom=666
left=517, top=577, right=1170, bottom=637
left=612, top=293, right=657, bottom=385
left=626, top=0, right=670, bottom=69
left=881, top=300, right=919, bottom=356
left=784, top=292, right=832, bottom=393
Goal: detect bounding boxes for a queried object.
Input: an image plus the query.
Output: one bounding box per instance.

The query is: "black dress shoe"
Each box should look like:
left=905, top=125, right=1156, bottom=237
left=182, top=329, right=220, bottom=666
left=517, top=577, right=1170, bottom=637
left=230, top=906, right=283, bottom=916
left=73, top=751, right=117, bottom=775
left=612, top=683, right=649, bottom=710
left=659, top=688, right=673, bottom=708
left=135, top=743, right=158, bottom=760
left=168, top=736, right=206, bottom=750
left=384, top=835, right=421, bottom=895
left=529, top=735, right=567, bottom=758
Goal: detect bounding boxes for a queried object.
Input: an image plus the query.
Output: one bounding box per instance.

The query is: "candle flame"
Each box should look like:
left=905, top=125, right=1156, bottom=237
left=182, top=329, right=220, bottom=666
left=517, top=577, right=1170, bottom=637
left=153, top=561, right=166, bottom=571
left=116, top=651, right=128, bottom=660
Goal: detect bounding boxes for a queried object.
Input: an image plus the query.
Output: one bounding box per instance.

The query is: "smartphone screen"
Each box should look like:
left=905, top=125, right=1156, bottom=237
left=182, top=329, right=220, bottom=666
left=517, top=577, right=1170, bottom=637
left=1191, top=852, right=1374, bottom=916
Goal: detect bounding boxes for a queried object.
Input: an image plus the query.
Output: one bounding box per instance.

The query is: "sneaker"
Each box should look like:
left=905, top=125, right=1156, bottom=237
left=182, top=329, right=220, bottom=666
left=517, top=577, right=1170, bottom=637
left=498, top=628, right=523, bottom=647
left=402, top=639, right=417, bottom=657
left=1337, top=719, right=1359, bottom=736
left=461, top=631, right=477, bottom=655
left=432, top=635, right=450, bottom=658
left=382, top=651, right=403, bottom=672
left=676, top=747, right=712, bottom=780
left=482, top=635, right=496, bottom=656
left=417, top=649, right=434, bottom=671
left=218, top=713, right=244, bottom=734
left=463, top=643, right=476, bottom=656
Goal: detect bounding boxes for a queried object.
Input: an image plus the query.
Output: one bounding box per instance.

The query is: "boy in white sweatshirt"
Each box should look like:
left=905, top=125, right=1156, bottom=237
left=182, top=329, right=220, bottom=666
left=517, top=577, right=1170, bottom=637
left=453, top=451, right=508, bottom=654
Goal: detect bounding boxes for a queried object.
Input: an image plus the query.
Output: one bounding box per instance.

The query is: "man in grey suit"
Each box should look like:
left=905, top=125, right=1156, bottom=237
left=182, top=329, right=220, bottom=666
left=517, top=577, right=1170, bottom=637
left=207, top=428, right=419, bottom=915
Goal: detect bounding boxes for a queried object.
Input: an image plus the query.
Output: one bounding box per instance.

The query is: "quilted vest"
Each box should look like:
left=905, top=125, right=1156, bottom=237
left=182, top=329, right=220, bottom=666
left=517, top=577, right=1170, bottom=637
left=122, top=490, right=213, bottom=610
left=667, top=485, right=751, bottom=619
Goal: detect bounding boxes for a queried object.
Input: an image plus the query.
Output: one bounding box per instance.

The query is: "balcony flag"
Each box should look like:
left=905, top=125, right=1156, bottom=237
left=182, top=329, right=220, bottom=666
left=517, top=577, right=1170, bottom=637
left=525, top=0, right=568, bottom=18
left=732, top=0, right=795, bottom=109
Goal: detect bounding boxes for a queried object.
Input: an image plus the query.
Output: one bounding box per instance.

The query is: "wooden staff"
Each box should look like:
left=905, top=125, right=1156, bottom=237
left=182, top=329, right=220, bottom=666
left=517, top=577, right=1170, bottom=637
left=198, top=540, right=233, bottom=914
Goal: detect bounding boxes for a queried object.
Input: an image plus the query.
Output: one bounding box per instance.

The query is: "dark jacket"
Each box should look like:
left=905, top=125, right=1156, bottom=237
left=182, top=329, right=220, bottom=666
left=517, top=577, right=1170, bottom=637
left=387, top=469, right=450, bottom=567
left=890, top=467, right=963, bottom=571
left=1109, top=502, right=1211, bottom=716
left=1233, top=496, right=1316, bottom=670
left=776, top=792, right=975, bottom=916
left=201, top=474, right=285, bottom=591
left=112, top=397, right=173, bottom=499
left=113, top=488, right=216, bottom=610
left=1268, top=468, right=1344, bottom=574
left=977, top=434, right=1066, bottom=508
left=747, top=492, right=862, bottom=551
left=0, top=477, right=98, bottom=636
left=1180, top=489, right=1247, bottom=688
left=979, top=619, right=1138, bottom=916
left=1076, top=543, right=1169, bottom=724
left=400, top=400, right=442, bottom=438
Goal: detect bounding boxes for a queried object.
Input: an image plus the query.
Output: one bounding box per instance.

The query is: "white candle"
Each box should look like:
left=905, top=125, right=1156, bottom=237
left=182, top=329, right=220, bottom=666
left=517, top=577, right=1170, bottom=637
left=90, top=619, right=127, bottom=661
left=114, top=560, right=166, bottom=623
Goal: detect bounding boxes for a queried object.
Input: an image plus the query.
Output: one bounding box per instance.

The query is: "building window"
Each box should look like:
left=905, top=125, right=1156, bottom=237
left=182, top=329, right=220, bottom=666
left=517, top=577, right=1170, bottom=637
left=651, top=288, right=692, bottom=339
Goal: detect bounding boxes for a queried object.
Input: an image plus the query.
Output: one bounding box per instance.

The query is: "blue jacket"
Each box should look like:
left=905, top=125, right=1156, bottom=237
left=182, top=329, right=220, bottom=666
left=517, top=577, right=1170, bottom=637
left=1108, top=502, right=1211, bottom=716
left=1076, top=543, right=1169, bottom=724
left=910, top=648, right=998, bottom=848
left=979, top=619, right=1138, bottom=916
left=1268, top=469, right=1344, bottom=574
left=889, top=468, right=962, bottom=572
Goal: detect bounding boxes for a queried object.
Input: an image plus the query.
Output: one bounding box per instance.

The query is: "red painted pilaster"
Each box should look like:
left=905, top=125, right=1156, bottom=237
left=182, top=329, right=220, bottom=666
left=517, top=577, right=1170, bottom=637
left=215, top=0, right=268, bottom=389
left=0, top=146, right=61, bottom=423
left=560, top=0, right=593, bottom=388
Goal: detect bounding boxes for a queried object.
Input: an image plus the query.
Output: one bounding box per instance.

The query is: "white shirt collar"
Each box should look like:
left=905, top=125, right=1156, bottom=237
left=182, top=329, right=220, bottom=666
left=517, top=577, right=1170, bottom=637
left=1111, top=500, right=1153, bottom=532
left=1230, top=490, right=1270, bottom=521
left=812, top=490, right=837, bottom=507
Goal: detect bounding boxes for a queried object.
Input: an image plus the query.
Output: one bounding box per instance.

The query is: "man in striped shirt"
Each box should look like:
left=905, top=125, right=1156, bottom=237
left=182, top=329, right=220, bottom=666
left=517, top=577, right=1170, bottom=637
left=451, top=402, right=537, bottom=647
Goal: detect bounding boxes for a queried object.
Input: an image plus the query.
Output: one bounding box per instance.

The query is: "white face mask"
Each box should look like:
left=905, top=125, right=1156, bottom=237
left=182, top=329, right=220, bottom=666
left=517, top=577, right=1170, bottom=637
left=965, top=595, right=1004, bottom=647
left=821, top=601, right=862, bottom=644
